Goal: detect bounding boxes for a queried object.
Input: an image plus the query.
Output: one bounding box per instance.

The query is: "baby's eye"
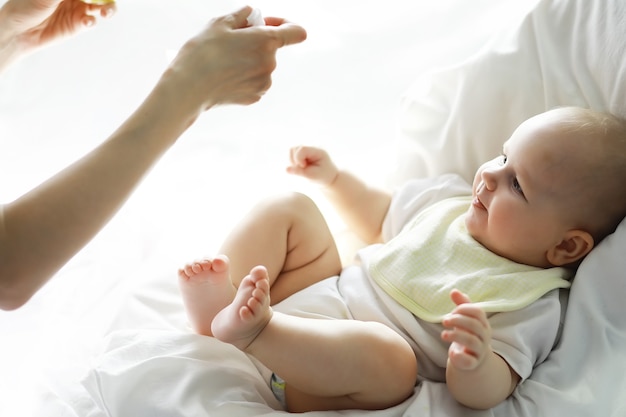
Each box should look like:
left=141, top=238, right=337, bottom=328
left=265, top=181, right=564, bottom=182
left=499, top=154, right=508, bottom=165
left=512, top=178, right=524, bottom=196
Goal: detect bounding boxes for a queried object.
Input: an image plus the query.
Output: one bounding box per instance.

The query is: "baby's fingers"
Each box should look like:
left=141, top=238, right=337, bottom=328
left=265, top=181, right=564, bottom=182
left=447, top=341, right=480, bottom=370
left=441, top=326, right=484, bottom=355
left=450, top=288, right=472, bottom=306
left=289, top=146, right=324, bottom=167
left=289, top=146, right=309, bottom=167
left=287, top=146, right=324, bottom=176
left=442, top=312, right=488, bottom=340
left=286, top=146, right=309, bottom=176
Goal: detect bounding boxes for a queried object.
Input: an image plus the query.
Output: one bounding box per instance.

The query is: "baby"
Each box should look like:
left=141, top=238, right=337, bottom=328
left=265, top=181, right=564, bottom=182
left=178, top=107, right=626, bottom=411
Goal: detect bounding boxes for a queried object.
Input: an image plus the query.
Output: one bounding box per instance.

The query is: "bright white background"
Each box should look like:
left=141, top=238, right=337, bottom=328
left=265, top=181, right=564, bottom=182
left=0, top=1, right=535, bottom=415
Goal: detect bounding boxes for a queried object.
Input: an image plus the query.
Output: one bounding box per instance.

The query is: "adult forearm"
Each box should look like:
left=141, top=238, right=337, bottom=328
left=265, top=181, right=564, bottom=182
left=0, top=14, right=21, bottom=72
left=445, top=352, right=519, bottom=410
left=0, top=80, right=195, bottom=310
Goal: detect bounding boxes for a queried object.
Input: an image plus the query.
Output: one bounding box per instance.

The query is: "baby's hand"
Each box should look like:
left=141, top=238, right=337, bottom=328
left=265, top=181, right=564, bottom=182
left=286, top=146, right=339, bottom=186
left=441, top=289, right=492, bottom=371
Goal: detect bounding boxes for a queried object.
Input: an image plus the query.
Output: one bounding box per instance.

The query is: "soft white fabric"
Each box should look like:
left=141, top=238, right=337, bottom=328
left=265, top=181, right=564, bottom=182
left=83, top=331, right=284, bottom=416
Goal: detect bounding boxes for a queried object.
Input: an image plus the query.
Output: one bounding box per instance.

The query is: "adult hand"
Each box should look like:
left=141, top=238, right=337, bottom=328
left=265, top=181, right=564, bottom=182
left=0, top=5, right=306, bottom=310
left=162, top=6, right=307, bottom=110
left=0, top=0, right=115, bottom=52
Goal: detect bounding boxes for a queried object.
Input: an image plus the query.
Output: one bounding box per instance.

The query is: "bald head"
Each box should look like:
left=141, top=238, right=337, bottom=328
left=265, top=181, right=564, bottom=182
left=536, top=107, right=626, bottom=243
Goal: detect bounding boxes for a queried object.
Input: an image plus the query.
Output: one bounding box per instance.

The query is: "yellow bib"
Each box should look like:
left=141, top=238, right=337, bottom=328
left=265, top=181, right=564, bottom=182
left=369, top=196, right=571, bottom=323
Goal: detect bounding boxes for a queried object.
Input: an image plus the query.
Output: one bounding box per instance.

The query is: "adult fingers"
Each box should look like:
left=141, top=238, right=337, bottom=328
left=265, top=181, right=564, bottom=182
left=216, top=5, right=255, bottom=30
left=264, top=17, right=307, bottom=47
left=218, top=8, right=306, bottom=47
left=99, top=3, right=116, bottom=17
left=83, top=2, right=116, bottom=18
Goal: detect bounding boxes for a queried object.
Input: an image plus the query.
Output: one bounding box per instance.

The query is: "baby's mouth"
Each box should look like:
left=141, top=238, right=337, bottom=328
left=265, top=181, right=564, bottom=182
left=473, top=184, right=487, bottom=211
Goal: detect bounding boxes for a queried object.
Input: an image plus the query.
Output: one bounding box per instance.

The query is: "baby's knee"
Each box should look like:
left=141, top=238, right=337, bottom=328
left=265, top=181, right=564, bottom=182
left=257, top=192, right=317, bottom=216
left=279, top=192, right=319, bottom=216
left=364, top=323, right=418, bottom=400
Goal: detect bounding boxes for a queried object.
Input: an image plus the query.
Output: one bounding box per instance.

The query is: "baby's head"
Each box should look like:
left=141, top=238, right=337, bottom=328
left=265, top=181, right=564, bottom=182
left=551, top=108, right=626, bottom=243
left=465, top=107, right=626, bottom=268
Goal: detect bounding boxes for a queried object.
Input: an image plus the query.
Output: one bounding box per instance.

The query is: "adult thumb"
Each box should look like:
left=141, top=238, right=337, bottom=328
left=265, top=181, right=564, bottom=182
left=264, top=17, right=307, bottom=47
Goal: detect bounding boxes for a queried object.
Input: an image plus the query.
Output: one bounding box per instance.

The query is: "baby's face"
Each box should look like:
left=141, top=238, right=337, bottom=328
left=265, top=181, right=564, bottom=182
left=465, top=110, right=589, bottom=267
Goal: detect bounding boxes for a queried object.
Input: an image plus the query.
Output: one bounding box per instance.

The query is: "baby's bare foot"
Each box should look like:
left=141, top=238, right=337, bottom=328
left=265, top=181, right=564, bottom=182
left=178, top=254, right=236, bottom=336
left=211, top=265, right=272, bottom=351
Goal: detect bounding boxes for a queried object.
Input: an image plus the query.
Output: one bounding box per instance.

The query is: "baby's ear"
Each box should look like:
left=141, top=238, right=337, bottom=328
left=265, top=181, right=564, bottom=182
left=547, top=230, right=594, bottom=267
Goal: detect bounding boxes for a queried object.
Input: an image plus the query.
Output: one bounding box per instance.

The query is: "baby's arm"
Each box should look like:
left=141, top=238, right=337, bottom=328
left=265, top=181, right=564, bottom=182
left=287, top=146, right=391, bottom=244
left=441, top=290, right=520, bottom=410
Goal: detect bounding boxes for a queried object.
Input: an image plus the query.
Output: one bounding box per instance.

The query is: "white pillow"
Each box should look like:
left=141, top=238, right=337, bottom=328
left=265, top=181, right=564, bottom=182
left=394, top=0, right=626, bottom=184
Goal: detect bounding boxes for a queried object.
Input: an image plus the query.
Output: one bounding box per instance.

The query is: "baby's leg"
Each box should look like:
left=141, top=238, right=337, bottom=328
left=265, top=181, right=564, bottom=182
left=177, top=255, right=235, bottom=336
left=219, top=192, right=341, bottom=304
left=212, top=266, right=417, bottom=412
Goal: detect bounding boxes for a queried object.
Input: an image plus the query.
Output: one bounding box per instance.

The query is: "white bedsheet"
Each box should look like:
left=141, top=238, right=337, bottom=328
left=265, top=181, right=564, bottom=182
left=4, top=0, right=625, bottom=416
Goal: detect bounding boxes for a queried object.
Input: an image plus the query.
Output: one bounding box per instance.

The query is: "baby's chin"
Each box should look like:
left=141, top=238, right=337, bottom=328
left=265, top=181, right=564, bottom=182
left=464, top=212, right=486, bottom=246
left=466, top=222, right=550, bottom=267
left=464, top=214, right=509, bottom=259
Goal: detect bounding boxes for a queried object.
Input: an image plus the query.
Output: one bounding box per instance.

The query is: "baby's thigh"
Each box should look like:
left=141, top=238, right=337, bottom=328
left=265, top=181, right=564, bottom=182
left=270, top=192, right=341, bottom=302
